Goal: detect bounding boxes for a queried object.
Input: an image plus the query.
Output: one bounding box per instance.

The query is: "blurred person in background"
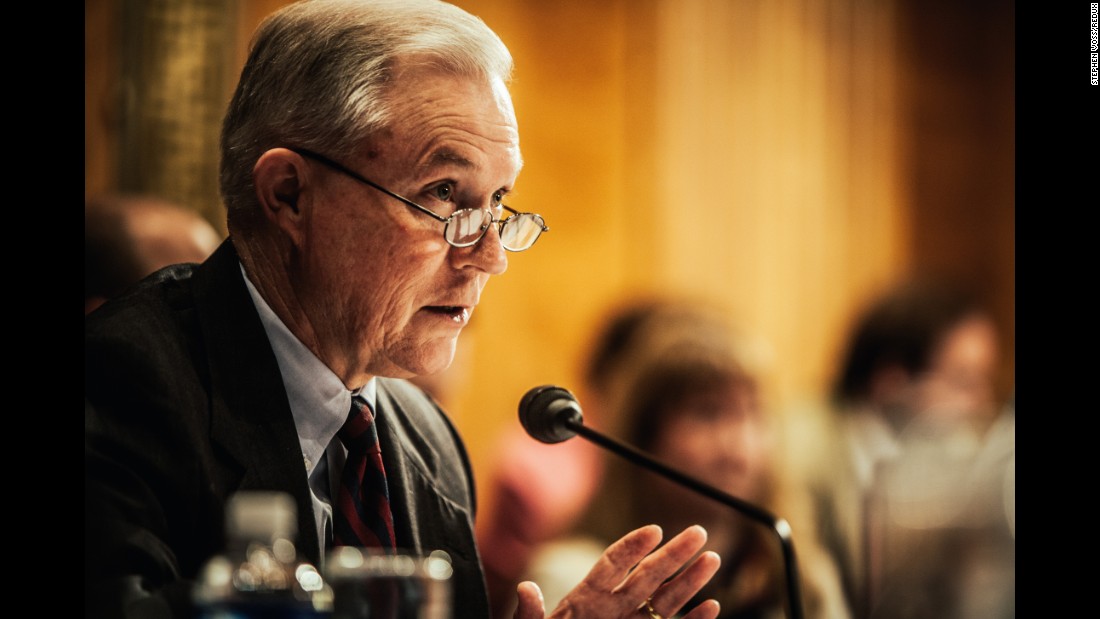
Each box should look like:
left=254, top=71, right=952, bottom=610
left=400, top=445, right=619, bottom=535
left=522, top=298, right=852, bottom=619
left=799, top=276, right=1014, bottom=618
left=85, top=193, right=223, bottom=314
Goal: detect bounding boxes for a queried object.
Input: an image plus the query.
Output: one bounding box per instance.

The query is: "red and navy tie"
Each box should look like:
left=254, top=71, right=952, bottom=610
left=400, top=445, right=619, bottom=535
left=333, top=396, right=396, bottom=551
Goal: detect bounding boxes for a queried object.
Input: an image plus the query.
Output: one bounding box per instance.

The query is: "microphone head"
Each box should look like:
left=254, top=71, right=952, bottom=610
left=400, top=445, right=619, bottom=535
left=519, top=385, right=584, bottom=444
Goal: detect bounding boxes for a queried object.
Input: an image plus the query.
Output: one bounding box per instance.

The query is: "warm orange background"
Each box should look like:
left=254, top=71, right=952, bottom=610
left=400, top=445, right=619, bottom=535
left=86, top=0, right=1014, bottom=511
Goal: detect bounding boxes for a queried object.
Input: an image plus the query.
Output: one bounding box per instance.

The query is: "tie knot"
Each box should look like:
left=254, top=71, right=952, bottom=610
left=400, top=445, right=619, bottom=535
left=338, top=397, right=377, bottom=448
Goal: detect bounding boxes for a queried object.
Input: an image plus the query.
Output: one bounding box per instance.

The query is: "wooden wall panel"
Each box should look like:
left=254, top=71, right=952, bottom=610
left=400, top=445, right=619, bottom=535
left=898, top=0, right=1015, bottom=399
left=85, top=0, right=120, bottom=202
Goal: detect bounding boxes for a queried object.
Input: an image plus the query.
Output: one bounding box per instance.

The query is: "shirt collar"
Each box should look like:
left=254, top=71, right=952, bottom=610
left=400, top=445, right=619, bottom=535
left=240, top=264, right=377, bottom=474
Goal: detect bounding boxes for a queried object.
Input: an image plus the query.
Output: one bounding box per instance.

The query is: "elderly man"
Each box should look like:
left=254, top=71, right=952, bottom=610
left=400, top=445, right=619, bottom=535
left=85, top=1, right=720, bottom=618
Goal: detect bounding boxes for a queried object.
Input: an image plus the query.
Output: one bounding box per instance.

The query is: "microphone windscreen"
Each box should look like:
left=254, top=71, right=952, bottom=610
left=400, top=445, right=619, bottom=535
left=519, top=385, right=583, bottom=444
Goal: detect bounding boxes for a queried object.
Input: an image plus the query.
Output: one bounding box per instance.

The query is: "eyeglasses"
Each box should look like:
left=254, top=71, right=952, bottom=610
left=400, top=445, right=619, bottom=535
left=288, top=147, right=548, bottom=252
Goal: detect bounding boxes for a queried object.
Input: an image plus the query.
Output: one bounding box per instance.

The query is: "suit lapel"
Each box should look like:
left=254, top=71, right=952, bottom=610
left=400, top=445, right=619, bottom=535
left=374, top=380, right=488, bottom=615
left=191, top=240, right=322, bottom=565
left=373, top=381, right=475, bottom=556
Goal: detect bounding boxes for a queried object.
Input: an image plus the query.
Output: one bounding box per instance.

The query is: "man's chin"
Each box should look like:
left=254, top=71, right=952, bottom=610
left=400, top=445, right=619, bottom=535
left=402, top=341, right=459, bottom=379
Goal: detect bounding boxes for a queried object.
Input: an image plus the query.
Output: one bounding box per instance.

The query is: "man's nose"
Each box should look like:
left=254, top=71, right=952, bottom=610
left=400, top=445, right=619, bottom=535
left=453, top=221, right=508, bottom=275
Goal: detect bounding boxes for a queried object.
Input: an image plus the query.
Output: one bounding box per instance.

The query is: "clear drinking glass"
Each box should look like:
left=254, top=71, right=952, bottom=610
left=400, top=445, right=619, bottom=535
left=324, top=547, right=453, bottom=619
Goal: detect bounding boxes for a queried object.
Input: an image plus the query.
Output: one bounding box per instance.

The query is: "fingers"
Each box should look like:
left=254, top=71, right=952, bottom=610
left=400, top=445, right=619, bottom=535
left=647, top=549, right=722, bottom=619
left=612, top=525, right=709, bottom=596
left=548, top=525, right=720, bottom=619
left=584, top=524, right=665, bottom=592
left=513, top=581, right=546, bottom=619
left=679, top=599, right=721, bottom=619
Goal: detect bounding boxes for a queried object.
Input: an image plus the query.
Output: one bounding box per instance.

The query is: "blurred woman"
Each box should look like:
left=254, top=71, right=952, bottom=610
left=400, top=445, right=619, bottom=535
left=525, top=298, right=851, bottom=619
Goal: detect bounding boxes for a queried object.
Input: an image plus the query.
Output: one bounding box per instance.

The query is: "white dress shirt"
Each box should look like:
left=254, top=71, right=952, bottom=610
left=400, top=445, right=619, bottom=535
left=241, top=266, right=378, bottom=555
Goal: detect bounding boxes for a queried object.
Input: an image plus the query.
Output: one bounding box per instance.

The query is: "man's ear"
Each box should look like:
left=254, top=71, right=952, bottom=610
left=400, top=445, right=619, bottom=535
left=253, top=148, right=310, bottom=241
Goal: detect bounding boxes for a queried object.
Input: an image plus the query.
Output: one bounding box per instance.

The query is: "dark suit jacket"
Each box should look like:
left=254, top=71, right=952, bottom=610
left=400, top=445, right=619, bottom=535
left=86, top=240, right=489, bottom=618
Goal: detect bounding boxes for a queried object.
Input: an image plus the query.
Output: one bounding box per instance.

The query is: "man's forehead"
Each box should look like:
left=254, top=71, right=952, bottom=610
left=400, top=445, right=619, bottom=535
left=421, top=147, right=476, bottom=173
left=404, top=127, right=523, bottom=181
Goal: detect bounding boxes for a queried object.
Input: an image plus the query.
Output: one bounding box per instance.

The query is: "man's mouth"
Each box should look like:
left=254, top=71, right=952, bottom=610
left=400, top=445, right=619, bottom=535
left=424, top=306, right=470, bottom=323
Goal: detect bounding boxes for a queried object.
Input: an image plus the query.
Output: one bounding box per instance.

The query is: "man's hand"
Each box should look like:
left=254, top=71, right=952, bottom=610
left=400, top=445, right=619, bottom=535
left=512, top=524, right=721, bottom=619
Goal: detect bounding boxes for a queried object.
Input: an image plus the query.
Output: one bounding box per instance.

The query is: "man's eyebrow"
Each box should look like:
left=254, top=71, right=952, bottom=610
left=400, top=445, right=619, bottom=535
left=418, top=148, right=475, bottom=174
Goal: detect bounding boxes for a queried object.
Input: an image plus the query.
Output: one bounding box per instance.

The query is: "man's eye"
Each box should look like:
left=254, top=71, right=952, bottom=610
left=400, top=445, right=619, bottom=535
left=492, top=191, right=504, bottom=205
left=431, top=184, right=453, bottom=202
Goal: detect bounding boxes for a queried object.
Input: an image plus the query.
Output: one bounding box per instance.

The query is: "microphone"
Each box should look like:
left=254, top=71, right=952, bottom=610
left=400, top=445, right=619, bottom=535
left=519, top=385, right=805, bottom=619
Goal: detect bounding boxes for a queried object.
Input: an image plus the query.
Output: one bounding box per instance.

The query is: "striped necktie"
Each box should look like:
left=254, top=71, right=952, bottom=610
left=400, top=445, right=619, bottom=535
left=332, top=395, right=396, bottom=551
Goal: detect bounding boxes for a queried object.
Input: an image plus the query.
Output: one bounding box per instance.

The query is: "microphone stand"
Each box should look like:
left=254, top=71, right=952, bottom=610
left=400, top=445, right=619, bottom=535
left=563, top=417, right=806, bottom=619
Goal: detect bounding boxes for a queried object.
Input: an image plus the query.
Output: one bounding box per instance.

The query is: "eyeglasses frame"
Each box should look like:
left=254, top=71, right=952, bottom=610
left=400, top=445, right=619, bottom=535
left=285, top=146, right=547, bottom=251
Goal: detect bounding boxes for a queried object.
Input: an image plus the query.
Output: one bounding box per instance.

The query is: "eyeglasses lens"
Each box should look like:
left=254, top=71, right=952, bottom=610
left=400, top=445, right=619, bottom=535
left=446, top=209, right=494, bottom=247
left=500, top=213, right=546, bottom=251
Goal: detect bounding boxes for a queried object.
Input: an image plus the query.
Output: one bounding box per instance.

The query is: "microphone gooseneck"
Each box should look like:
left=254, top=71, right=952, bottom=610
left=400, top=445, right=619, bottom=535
left=518, top=384, right=805, bottom=619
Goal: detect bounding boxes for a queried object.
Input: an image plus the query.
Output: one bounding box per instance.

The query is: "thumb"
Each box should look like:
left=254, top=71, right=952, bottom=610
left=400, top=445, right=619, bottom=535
left=513, top=580, right=546, bottom=619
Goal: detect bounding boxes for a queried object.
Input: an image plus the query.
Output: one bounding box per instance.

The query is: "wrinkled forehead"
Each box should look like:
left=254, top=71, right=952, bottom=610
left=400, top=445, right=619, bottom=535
left=369, top=65, right=522, bottom=176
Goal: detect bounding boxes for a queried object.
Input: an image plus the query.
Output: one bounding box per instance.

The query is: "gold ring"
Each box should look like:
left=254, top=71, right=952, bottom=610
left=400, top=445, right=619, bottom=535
left=641, top=597, right=664, bottom=619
